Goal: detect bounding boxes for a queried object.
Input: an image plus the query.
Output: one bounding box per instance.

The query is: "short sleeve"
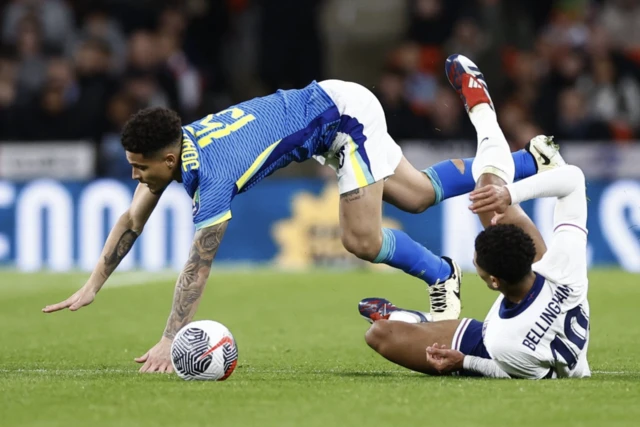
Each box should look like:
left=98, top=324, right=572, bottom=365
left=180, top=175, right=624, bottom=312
left=192, top=174, right=235, bottom=229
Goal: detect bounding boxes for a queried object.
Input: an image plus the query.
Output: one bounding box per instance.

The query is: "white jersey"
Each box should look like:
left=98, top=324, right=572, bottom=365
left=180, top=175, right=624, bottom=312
left=483, top=166, right=591, bottom=379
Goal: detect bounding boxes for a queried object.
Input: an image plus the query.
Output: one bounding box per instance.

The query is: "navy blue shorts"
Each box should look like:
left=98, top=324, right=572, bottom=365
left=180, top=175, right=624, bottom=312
left=451, top=318, right=490, bottom=377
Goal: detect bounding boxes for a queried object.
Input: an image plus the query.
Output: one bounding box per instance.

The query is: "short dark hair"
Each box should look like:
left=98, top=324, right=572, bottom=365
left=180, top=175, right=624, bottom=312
left=475, top=224, right=536, bottom=284
left=121, top=107, right=182, bottom=156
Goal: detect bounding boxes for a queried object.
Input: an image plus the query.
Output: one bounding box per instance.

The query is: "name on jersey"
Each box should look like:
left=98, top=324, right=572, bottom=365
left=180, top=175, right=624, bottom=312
left=522, top=284, right=572, bottom=352
left=182, top=137, right=200, bottom=172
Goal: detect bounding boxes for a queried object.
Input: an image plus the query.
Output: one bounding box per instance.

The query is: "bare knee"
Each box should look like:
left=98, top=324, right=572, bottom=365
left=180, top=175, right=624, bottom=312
left=364, top=320, right=392, bottom=352
left=341, top=230, right=382, bottom=261
left=385, top=197, right=429, bottom=214
left=407, top=199, right=429, bottom=214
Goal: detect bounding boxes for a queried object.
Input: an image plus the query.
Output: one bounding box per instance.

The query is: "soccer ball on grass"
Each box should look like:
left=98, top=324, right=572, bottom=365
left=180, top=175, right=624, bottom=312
left=170, top=320, right=238, bottom=381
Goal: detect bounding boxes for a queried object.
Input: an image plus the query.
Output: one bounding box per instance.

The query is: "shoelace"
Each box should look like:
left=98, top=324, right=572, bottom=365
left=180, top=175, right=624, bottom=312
left=429, top=283, right=447, bottom=313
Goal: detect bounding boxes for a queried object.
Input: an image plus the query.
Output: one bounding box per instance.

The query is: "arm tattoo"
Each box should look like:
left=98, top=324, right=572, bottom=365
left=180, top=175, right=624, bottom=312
left=102, top=229, right=139, bottom=278
left=163, top=221, right=228, bottom=339
left=340, top=188, right=362, bottom=203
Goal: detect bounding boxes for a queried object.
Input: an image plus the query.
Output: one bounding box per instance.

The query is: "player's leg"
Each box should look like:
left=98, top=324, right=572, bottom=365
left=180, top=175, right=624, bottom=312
left=337, top=180, right=384, bottom=261
left=382, top=146, right=546, bottom=214
left=445, top=54, right=548, bottom=259
left=338, top=180, right=454, bottom=293
left=319, top=79, right=460, bottom=320
left=381, top=155, right=437, bottom=214
left=420, top=150, right=538, bottom=207
left=364, top=319, right=461, bottom=375
left=359, top=298, right=489, bottom=376
left=339, top=165, right=463, bottom=321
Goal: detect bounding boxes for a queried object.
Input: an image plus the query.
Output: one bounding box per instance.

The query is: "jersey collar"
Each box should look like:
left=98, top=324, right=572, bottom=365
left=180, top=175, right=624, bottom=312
left=498, top=273, right=545, bottom=319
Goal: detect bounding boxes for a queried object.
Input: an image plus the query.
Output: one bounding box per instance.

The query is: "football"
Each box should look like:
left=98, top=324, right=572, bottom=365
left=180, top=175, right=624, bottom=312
left=170, top=320, right=238, bottom=381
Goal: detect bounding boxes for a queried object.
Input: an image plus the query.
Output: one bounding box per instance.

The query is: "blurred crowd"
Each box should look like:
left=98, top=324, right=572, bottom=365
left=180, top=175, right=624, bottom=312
left=0, top=0, right=638, bottom=177
left=380, top=0, right=640, bottom=148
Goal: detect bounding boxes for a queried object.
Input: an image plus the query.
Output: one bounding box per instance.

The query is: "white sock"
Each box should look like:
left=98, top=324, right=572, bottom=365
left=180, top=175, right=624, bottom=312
left=469, top=104, right=515, bottom=184
left=388, top=310, right=432, bottom=323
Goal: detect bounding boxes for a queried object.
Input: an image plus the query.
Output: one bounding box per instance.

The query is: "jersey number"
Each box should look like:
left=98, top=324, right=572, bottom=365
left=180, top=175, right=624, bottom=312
left=195, top=108, right=256, bottom=148
left=550, top=305, right=589, bottom=370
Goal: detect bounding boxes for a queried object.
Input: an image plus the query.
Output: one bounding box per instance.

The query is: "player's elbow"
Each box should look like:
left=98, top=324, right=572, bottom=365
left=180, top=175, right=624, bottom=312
left=564, top=165, right=586, bottom=191
left=122, top=209, right=145, bottom=234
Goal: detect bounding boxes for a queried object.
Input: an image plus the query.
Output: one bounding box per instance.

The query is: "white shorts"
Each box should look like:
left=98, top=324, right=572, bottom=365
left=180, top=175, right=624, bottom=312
left=314, top=79, right=403, bottom=194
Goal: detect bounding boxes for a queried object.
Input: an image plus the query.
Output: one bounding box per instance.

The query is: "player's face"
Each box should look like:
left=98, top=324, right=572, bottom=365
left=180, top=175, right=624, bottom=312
left=126, top=151, right=177, bottom=195
left=473, top=251, right=500, bottom=291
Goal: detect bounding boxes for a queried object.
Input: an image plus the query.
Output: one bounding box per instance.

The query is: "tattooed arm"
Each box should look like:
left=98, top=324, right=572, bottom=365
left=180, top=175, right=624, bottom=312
left=135, top=221, right=228, bottom=373
left=43, top=184, right=161, bottom=313
left=163, top=221, right=228, bottom=339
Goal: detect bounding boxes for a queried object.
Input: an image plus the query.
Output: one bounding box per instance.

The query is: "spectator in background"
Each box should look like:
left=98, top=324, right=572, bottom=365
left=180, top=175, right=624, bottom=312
left=534, top=48, right=587, bottom=133
left=376, top=67, right=427, bottom=140
left=0, top=0, right=639, bottom=161
left=157, top=6, right=187, bottom=38
left=126, top=30, right=158, bottom=72
left=552, top=87, right=612, bottom=141
left=502, top=51, right=546, bottom=113
left=444, top=17, right=489, bottom=65
left=69, top=5, right=127, bottom=73
left=497, top=101, right=528, bottom=141
left=0, top=52, right=19, bottom=139
left=390, top=41, right=439, bottom=116
left=46, top=56, right=79, bottom=106
left=98, top=0, right=157, bottom=35
left=99, top=92, right=140, bottom=178
left=601, top=0, right=640, bottom=54
left=581, top=56, right=640, bottom=139
left=178, top=0, right=230, bottom=95
left=422, top=85, right=475, bottom=140
left=126, top=30, right=179, bottom=112
left=73, top=38, right=116, bottom=140
left=157, top=7, right=202, bottom=121
left=13, top=14, right=48, bottom=102
left=10, top=56, right=82, bottom=141
left=121, top=69, right=169, bottom=109
left=2, top=0, right=74, bottom=52
left=513, top=121, right=545, bottom=149
left=257, top=0, right=325, bottom=92
left=407, top=0, right=455, bottom=45
left=12, top=82, right=80, bottom=140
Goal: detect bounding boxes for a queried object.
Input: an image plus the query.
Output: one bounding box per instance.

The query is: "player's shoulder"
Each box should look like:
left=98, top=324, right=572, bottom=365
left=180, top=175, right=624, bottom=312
left=532, top=266, right=587, bottom=300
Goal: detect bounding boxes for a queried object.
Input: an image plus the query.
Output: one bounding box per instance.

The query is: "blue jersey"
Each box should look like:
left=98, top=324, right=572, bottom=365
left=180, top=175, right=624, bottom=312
left=181, top=81, right=340, bottom=229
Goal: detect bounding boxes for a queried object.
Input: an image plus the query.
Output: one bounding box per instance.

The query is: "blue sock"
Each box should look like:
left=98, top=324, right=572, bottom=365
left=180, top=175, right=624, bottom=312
left=512, top=149, right=538, bottom=181
left=423, top=150, right=538, bottom=204
left=423, top=158, right=474, bottom=205
left=373, top=228, right=451, bottom=286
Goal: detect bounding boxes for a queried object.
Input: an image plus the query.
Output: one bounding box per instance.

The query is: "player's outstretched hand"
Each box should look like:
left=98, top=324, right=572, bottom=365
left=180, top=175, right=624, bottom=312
left=135, top=337, right=174, bottom=373
left=426, top=343, right=465, bottom=375
left=42, top=286, right=96, bottom=313
left=469, top=185, right=512, bottom=225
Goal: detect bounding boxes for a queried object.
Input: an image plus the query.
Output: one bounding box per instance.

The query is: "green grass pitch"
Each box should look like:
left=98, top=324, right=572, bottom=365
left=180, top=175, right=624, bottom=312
left=1, top=269, right=639, bottom=426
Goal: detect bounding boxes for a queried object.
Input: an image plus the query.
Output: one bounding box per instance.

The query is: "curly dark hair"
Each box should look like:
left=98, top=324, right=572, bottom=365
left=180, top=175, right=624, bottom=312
left=121, top=107, right=182, bottom=156
left=475, top=224, right=536, bottom=285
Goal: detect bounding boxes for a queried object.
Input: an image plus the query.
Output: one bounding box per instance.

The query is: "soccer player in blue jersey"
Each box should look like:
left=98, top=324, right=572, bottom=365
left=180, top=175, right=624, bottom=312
left=43, top=76, right=553, bottom=373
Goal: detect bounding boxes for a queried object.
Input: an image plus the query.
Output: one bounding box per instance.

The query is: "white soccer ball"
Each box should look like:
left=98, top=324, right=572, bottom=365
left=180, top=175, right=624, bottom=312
left=171, top=320, right=238, bottom=381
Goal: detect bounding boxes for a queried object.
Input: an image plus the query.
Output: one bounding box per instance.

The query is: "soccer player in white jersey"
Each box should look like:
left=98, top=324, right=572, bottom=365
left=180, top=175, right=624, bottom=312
left=359, top=54, right=590, bottom=379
